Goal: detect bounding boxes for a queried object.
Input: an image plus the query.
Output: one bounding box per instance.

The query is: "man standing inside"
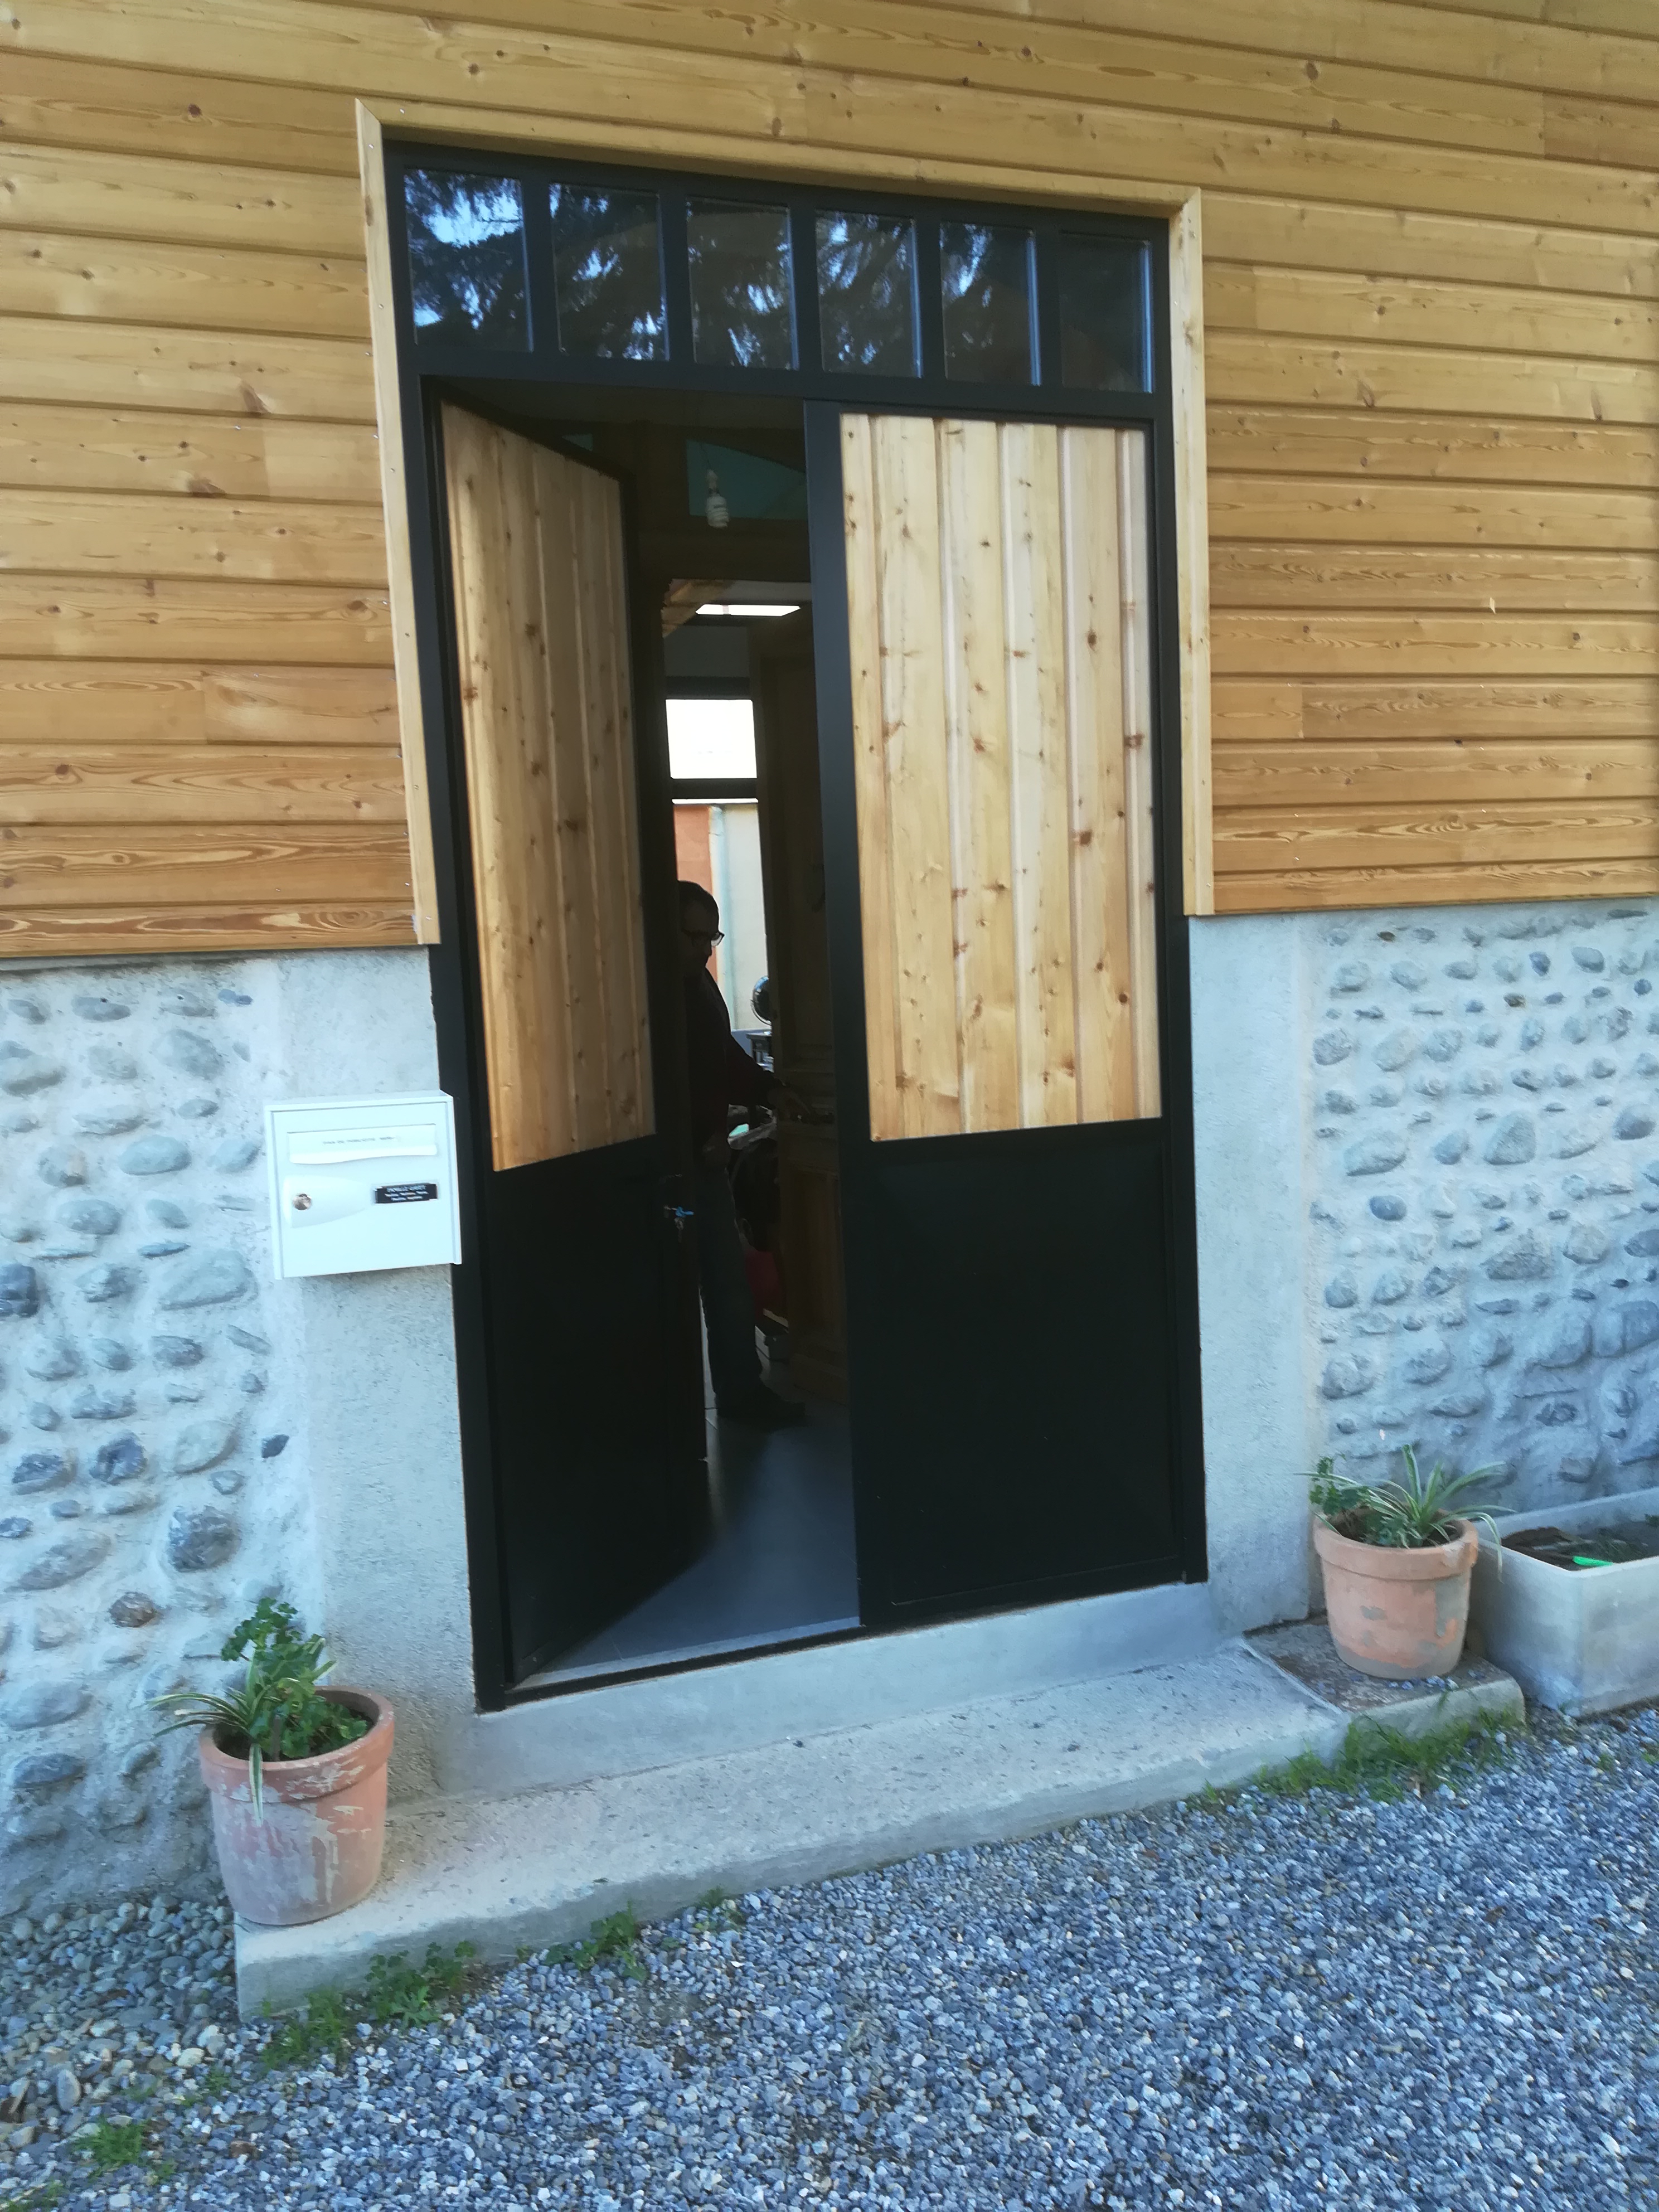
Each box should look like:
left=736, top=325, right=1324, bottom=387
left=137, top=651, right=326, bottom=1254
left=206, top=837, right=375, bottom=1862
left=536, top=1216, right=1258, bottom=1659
left=678, top=880, right=805, bottom=1430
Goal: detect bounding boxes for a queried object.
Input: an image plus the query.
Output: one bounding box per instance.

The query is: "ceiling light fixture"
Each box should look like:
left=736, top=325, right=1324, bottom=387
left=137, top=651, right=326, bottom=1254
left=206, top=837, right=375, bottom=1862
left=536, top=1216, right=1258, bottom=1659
left=696, top=602, right=801, bottom=619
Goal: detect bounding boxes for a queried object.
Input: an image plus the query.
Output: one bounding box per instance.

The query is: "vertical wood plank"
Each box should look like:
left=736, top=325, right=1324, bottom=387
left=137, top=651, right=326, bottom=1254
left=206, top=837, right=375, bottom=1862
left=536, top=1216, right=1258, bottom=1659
left=1000, top=420, right=1078, bottom=1129
left=1168, top=189, right=1214, bottom=919
left=574, top=459, right=652, bottom=1146
left=1060, top=425, right=1137, bottom=1124
left=357, top=101, right=436, bottom=943
left=536, top=444, right=609, bottom=1154
left=938, top=416, right=1018, bottom=1136
left=874, top=413, right=961, bottom=1139
left=1119, top=427, right=1163, bottom=1120
left=495, top=422, right=565, bottom=1168
left=841, top=414, right=905, bottom=1144
left=446, top=408, right=543, bottom=1170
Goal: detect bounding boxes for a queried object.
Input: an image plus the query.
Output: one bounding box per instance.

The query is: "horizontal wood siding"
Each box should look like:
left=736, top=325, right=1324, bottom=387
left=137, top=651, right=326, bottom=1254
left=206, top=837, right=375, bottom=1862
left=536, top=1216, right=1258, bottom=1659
left=2, top=0, right=1659, bottom=942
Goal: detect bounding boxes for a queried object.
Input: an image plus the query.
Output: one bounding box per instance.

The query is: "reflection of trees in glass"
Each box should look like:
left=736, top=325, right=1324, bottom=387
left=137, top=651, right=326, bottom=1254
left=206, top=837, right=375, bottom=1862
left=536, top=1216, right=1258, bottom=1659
left=688, top=201, right=794, bottom=370
left=816, top=215, right=918, bottom=375
left=941, top=224, right=1032, bottom=384
left=550, top=188, right=666, bottom=361
left=1059, top=240, right=1148, bottom=394
left=406, top=172, right=526, bottom=345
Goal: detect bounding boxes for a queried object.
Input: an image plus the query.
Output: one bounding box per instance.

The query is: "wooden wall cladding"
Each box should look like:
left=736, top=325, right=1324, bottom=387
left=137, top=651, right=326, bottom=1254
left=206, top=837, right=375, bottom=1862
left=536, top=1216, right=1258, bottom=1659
left=841, top=415, right=1158, bottom=1141
left=5, top=3, right=1659, bottom=942
left=442, top=406, right=652, bottom=1172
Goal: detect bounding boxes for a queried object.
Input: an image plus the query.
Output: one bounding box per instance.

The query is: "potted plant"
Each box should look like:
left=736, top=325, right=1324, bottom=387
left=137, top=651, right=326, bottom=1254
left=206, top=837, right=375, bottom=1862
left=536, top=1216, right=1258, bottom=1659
left=1309, top=1448, right=1499, bottom=1681
left=154, top=1598, right=394, bottom=1927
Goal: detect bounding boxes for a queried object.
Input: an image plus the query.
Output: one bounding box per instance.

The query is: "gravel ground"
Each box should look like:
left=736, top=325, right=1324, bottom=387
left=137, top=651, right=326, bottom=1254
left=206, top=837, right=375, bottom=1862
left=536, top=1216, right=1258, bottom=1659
left=1, top=1704, right=1655, bottom=2212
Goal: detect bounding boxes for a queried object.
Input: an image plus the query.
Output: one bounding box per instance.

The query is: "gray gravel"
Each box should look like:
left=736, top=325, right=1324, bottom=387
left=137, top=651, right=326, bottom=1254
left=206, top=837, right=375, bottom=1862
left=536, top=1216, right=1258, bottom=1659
left=2, top=1704, right=1655, bottom=2211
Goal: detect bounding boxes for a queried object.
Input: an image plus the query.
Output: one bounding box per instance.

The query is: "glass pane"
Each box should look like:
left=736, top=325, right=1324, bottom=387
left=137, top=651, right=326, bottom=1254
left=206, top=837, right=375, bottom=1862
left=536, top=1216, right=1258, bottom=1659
left=550, top=186, right=666, bottom=361
left=667, top=697, right=756, bottom=781
left=688, top=200, right=794, bottom=369
left=940, top=223, right=1032, bottom=384
left=1058, top=237, right=1149, bottom=392
left=405, top=171, right=527, bottom=348
left=816, top=214, right=918, bottom=376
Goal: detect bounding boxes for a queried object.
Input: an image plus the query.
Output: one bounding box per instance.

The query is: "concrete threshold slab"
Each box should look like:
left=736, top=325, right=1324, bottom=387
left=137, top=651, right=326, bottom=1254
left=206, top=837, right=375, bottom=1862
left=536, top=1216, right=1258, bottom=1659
left=236, top=1641, right=1348, bottom=2017
left=1245, top=1618, right=1526, bottom=1737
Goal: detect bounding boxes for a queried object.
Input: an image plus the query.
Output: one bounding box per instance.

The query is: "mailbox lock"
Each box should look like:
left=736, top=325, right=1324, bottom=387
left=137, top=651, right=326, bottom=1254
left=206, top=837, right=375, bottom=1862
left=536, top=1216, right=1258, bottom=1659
left=292, top=1191, right=313, bottom=1211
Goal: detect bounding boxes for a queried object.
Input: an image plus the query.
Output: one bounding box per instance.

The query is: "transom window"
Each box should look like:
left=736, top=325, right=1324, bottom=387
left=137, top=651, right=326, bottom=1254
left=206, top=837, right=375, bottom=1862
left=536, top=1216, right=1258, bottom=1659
left=389, top=152, right=1160, bottom=409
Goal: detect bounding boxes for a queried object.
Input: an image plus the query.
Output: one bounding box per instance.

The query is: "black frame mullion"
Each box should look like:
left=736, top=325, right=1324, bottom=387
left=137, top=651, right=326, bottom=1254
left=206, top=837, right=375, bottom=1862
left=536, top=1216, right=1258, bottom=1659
left=913, top=218, right=944, bottom=387
left=659, top=190, right=693, bottom=367
left=788, top=201, right=820, bottom=376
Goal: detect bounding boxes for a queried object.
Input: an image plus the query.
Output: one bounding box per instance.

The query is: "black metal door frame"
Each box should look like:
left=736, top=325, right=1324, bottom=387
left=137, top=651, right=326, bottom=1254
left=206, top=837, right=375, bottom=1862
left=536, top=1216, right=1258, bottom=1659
left=381, top=138, right=1206, bottom=1708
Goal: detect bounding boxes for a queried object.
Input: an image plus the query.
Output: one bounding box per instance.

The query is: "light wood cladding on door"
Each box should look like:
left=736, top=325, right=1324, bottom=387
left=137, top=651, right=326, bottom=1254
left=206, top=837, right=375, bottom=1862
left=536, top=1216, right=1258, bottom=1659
left=8, top=3, right=1659, bottom=943
left=841, top=415, right=1158, bottom=1143
left=441, top=405, right=652, bottom=1173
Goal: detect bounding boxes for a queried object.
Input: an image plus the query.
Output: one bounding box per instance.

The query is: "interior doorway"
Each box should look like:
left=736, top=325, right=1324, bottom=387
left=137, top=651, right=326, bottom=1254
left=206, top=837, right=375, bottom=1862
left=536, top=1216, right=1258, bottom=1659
left=390, top=151, right=1206, bottom=1709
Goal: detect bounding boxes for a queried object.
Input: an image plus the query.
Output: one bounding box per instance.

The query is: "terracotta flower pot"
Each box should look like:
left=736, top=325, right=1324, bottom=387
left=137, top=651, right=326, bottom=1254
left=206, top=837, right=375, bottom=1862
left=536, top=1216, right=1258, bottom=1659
left=198, top=1688, right=393, bottom=1927
left=1313, top=1517, right=1478, bottom=1680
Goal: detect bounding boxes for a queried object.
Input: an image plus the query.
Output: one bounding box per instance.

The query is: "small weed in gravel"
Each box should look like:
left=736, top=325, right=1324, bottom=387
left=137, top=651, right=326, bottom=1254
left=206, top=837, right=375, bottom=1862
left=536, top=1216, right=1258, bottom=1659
left=77, top=2118, right=146, bottom=2175
left=365, top=1941, right=477, bottom=2028
left=256, top=1939, right=478, bottom=2065
left=551, top=1904, right=648, bottom=1981
left=1260, top=1705, right=1515, bottom=1800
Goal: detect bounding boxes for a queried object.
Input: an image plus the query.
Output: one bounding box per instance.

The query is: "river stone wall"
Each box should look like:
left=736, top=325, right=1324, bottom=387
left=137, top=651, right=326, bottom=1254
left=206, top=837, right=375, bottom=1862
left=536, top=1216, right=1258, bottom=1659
left=1309, top=900, right=1659, bottom=1511
left=0, top=960, right=320, bottom=1917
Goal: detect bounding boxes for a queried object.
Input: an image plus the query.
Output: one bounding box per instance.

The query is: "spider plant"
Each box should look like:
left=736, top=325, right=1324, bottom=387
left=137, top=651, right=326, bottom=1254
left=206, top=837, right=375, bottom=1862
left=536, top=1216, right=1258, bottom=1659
left=152, top=1598, right=366, bottom=1817
left=1309, top=1445, right=1503, bottom=1552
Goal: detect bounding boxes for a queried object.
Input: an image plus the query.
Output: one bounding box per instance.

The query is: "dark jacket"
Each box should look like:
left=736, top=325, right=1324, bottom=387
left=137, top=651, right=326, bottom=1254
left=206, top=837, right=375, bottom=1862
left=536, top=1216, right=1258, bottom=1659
left=684, top=967, right=775, bottom=1151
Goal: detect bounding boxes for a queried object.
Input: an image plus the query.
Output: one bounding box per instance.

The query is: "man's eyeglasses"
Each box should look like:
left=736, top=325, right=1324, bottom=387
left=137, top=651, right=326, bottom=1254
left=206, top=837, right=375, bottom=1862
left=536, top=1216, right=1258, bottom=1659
left=682, top=922, right=725, bottom=947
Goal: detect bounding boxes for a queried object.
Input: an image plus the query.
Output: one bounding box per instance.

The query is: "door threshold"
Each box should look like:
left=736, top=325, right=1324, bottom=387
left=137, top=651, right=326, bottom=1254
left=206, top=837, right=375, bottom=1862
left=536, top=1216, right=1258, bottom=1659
left=516, top=1613, right=862, bottom=1695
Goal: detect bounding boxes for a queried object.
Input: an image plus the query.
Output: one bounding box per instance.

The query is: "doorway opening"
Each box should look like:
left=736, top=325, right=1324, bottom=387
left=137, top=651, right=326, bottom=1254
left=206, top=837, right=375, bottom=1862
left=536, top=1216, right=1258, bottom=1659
left=390, top=150, right=1207, bottom=1712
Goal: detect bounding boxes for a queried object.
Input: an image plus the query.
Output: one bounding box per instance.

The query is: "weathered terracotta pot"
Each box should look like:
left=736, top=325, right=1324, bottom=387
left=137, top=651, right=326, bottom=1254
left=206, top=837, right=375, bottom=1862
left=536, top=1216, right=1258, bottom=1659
left=1314, top=1518, right=1478, bottom=1680
left=198, top=1688, right=392, bottom=1927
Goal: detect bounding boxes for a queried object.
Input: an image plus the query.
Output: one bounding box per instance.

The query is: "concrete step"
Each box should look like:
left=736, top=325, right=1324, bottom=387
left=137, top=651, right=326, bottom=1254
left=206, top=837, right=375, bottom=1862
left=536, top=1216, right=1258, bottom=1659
left=234, top=1636, right=1522, bottom=2016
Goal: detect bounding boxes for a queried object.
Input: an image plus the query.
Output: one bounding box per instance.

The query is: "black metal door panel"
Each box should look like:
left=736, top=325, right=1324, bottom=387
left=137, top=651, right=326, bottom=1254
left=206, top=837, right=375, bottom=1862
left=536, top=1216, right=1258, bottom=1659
left=842, top=1123, right=1178, bottom=1614
left=807, top=401, right=1200, bottom=1627
left=481, top=1139, right=701, bottom=1675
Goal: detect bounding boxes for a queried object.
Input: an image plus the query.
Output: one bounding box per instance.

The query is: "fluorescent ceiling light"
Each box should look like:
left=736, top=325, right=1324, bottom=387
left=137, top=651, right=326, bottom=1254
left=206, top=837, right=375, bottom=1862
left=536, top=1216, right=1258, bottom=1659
left=696, top=602, right=801, bottom=619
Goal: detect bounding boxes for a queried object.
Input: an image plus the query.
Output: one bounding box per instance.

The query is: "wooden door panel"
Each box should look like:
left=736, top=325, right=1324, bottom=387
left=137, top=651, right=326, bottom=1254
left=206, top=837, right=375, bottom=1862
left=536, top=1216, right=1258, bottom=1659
left=443, top=404, right=652, bottom=1171
left=840, top=413, right=1159, bottom=1142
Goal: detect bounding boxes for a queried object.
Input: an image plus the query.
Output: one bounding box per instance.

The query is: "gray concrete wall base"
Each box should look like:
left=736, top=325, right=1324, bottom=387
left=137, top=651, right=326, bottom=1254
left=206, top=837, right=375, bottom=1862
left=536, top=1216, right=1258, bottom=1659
left=1188, top=917, right=1317, bottom=1634
left=440, top=1578, right=1219, bottom=1801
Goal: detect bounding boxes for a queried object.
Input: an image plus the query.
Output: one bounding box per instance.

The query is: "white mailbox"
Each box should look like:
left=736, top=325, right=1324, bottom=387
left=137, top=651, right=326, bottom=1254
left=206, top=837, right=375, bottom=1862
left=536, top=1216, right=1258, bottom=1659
left=264, top=1094, right=460, bottom=1280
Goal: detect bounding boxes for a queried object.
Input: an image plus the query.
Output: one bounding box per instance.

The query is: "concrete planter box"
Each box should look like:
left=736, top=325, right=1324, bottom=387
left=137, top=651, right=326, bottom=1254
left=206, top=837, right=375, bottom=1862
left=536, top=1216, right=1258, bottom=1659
left=1469, top=1484, right=1659, bottom=1717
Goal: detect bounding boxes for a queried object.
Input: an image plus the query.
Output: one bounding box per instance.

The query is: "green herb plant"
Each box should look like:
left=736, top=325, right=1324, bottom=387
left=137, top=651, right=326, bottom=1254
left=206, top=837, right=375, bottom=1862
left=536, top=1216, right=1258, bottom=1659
left=1308, top=1445, right=1502, bottom=1552
left=151, top=1598, right=367, bottom=1816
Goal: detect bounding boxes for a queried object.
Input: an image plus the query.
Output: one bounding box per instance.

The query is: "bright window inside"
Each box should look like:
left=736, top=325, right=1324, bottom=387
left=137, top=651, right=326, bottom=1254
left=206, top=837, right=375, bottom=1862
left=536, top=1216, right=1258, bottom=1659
left=667, top=697, right=757, bottom=782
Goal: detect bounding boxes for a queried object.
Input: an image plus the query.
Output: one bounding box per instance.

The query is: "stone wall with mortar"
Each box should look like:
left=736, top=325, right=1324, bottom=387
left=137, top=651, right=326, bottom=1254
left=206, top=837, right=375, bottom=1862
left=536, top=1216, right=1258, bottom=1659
left=0, top=949, right=467, bottom=1920
left=1307, top=900, right=1659, bottom=1514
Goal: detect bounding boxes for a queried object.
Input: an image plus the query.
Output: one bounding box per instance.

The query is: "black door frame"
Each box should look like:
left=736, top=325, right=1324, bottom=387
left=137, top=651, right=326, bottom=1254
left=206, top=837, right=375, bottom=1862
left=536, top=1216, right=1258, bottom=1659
left=382, top=139, right=1206, bottom=1710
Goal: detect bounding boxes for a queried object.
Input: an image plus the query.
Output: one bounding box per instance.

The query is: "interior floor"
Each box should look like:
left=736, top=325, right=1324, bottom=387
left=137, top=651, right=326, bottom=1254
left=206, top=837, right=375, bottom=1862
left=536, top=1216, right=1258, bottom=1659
left=525, top=1368, right=858, bottom=1689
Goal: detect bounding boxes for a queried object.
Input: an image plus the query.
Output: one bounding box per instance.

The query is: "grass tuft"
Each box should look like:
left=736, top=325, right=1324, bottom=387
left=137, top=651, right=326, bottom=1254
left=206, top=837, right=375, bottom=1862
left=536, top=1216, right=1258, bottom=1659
left=78, top=2117, right=147, bottom=2174
left=258, top=1940, right=479, bottom=2065
left=1258, top=1707, right=1518, bottom=1802
left=259, top=1985, right=352, bottom=2069
left=366, top=1942, right=478, bottom=2029
left=550, top=1905, right=648, bottom=1982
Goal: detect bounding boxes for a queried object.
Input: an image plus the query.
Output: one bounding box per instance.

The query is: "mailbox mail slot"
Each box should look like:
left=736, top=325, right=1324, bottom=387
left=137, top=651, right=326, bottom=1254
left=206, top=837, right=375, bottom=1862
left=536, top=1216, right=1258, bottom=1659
left=265, top=1094, right=460, bottom=1279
